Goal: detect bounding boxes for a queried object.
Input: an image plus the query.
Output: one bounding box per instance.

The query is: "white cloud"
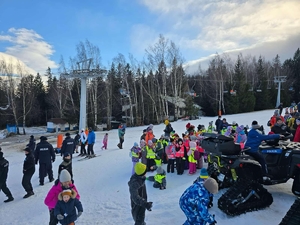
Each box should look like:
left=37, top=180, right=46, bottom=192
left=0, top=28, right=57, bottom=74
left=130, top=24, right=160, bottom=55
left=138, top=0, right=300, bottom=71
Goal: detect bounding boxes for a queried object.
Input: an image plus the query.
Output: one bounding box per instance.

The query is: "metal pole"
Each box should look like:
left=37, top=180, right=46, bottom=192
left=79, top=77, right=87, bottom=130
left=276, top=81, right=281, bottom=108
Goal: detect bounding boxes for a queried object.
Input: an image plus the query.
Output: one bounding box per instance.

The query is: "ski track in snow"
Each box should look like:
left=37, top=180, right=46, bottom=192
left=0, top=109, right=296, bottom=224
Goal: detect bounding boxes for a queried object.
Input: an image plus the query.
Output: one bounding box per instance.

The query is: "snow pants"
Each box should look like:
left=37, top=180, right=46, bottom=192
left=131, top=202, right=146, bottom=225
left=87, top=143, right=94, bottom=155
left=0, top=181, right=12, bottom=198
left=176, top=158, right=185, bottom=174
left=49, top=209, right=58, bottom=225
left=189, top=162, right=196, bottom=174
left=22, top=171, right=35, bottom=193
left=167, top=159, right=175, bottom=173
left=39, top=163, right=53, bottom=184
left=180, top=200, right=206, bottom=225
left=80, top=143, right=86, bottom=155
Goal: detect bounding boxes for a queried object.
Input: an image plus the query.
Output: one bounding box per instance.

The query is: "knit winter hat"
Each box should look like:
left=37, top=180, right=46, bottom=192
left=164, top=120, right=169, bottom=125
left=64, top=152, right=71, bottom=157
left=200, top=168, right=209, bottom=179
left=203, top=178, right=218, bottom=194
left=252, top=120, right=258, bottom=125
left=156, top=166, right=164, bottom=174
left=61, top=189, right=72, bottom=197
left=134, top=162, right=147, bottom=176
left=24, top=147, right=31, bottom=153
left=296, top=119, right=300, bottom=125
left=134, top=142, right=139, bottom=147
left=59, top=169, right=71, bottom=183
left=186, top=123, right=191, bottom=129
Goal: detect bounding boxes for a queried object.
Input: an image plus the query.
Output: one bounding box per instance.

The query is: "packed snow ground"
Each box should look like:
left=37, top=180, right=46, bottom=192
left=0, top=109, right=296, bottom=225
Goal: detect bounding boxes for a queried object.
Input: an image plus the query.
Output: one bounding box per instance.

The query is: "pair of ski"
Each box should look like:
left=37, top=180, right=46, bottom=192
left=77, top=155, right=100, bottom=161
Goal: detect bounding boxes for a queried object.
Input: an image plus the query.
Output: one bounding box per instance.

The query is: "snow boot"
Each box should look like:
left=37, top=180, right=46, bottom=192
left=4, top=196, right=14, bottom=203
left=117, top=143, right=121, bottom=149
left=23, top=191, right=34, bottom=199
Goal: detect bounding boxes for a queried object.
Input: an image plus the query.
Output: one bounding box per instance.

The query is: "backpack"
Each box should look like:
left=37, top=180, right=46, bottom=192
left=194, top=150, right=201, bottom=160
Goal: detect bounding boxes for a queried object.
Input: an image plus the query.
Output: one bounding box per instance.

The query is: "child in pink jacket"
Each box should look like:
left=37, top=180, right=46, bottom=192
left=101, top=133, right=108, bottom=150
left=44, top=170, right=80, bottom=225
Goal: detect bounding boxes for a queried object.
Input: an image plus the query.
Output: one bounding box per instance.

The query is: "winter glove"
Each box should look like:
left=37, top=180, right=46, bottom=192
left=208, top=196, right=213, bottom=208
left=145, top=202, right=153, bottom=211
left=209, top=214, right=217, bottom=225
left=57, top=214, right=64, bottom=220
left=77, top=211, right=82, bottom=218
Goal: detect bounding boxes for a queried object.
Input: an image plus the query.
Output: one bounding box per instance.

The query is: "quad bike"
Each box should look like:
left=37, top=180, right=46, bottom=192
left=202, top=134, right=300, bottom=216
left=279, top=197, right=300, bottom=225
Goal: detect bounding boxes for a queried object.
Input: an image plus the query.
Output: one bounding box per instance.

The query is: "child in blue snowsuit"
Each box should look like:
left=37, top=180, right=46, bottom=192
left=179, top=178, right=218, bottom=225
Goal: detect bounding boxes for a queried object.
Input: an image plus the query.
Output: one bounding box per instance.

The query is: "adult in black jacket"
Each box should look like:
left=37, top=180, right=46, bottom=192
left=61, top=133, right=75, bottom=157
left=22, top=147, right=35, bottom=198
left=215, top=116, right=222, bottom=133
left=27, top=135, right=36, bottom=151
left=0, top=148, right=14, bottom=203
left=34, top=136, right=55, bottom=185
left=163, top=120, right=174, bottom=137
left=271, top=117, right=291, bottom=135
left=128, top=162, right=153, bottom=225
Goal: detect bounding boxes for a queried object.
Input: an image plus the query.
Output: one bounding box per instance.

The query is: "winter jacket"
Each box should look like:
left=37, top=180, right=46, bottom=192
left=0, top=154, right=9, bottom=187
left=179, top=181, right=215, bottom=225
left=34, top=140, right=55, bottom=164
left=54, top=190, right=83, bottom=225
left=74, top=134, right=80, bottom=145
left=80, top=131, right=87, bottom=144
left=293, top=125, right=300, bottom=142
left=27, top=137, right=36, bottom=151
left=270, top=115, right=284, bottom=127
left=164, top=124, right=174, bottom=137
left=44, top=182, right=80, bottom=210
left=215, top=118, right=221, bottom=131
left=103, top=135, right=108, bottom=144
left=128, top=174, right=148, bottom=209
left=58, top=159, right=73, bottom=179
left=245, top=128, right=280, bottom=153
left=118, top=126, right=125, bottom=139
left=131, top=146, right=141, bottom=162
left=145, top=132, right=154, bottom=146
left=271, top=123, right=291, bottom=135
left=87, top=131, right=95, bottom=144
left=61, top=136, right=75, bottom=156
left=23, top=153, right=35, bottom=175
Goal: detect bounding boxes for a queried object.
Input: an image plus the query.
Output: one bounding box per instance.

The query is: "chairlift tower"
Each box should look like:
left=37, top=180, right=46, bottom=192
left=61, top=58, right=106, bottom=130
left=274, top=76, right=286, bottom=108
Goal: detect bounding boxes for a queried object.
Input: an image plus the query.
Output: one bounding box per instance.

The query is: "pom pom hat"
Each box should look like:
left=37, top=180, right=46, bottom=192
left=200, top=168, right=209, bottom=179
left=134, top=162, right=147, bottom=176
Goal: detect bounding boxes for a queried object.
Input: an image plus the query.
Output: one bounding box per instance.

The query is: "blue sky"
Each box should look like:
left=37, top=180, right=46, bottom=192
left=0, top=0, right=300, bottom=74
